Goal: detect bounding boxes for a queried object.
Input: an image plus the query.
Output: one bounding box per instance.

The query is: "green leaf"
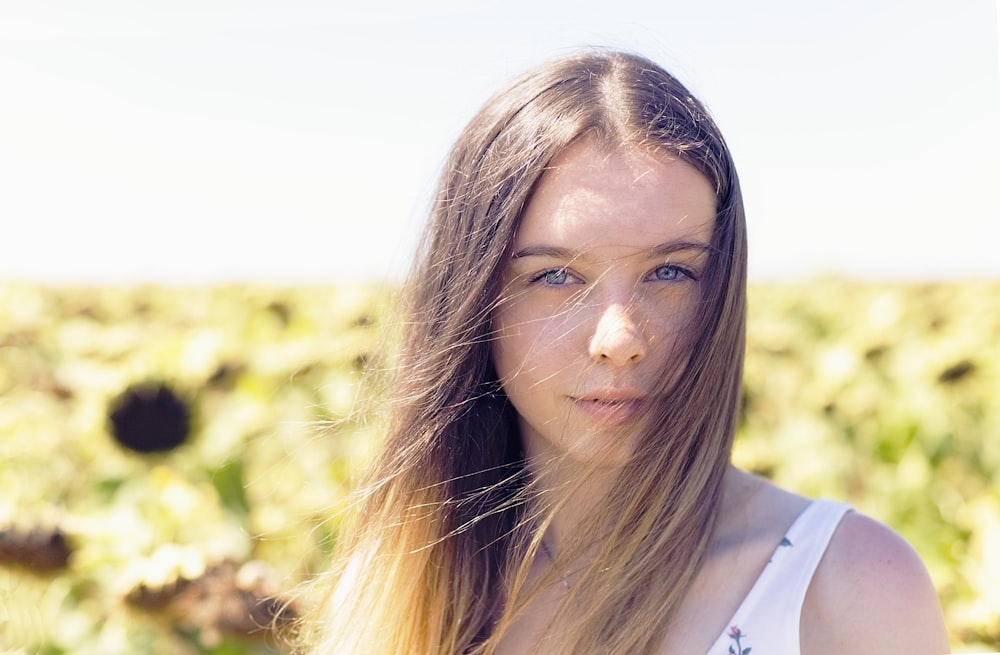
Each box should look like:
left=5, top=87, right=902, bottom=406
left=210, top=457, right=250, bottom=517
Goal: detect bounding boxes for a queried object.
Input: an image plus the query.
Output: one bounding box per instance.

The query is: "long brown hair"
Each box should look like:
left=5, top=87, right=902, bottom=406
left=301, top=48, right=746, bottom=654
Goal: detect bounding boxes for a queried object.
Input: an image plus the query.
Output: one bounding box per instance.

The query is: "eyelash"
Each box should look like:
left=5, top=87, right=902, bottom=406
left=528, top=264, right=697, bottom=287
left=529, top=268, right=582, bottom=286
left=646, top=264, right=696, bottom=282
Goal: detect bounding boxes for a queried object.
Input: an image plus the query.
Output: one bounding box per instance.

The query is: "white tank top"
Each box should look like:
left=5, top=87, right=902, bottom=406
left=703, top=499, right=853, bottom=655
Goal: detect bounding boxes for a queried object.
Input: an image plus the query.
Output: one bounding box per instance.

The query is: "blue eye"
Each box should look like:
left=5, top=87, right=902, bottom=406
left=651, top=265, right=690, bottom=282
left=532, top=268, right=577, bottom=286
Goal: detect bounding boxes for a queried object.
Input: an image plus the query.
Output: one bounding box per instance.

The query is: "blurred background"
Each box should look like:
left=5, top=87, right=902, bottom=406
left=1, top=1, right=998, bottom=653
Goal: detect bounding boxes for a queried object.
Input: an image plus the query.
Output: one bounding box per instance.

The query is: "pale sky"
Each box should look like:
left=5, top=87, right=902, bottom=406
left=2, top=0, right=998, bottom=284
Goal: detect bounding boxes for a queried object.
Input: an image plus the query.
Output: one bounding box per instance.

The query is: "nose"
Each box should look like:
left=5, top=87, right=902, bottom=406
left=588, top=303, right=647, bottom=366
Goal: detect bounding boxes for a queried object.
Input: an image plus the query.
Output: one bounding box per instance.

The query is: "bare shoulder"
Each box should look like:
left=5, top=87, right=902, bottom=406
left=802, top=510, right=950, bottom=655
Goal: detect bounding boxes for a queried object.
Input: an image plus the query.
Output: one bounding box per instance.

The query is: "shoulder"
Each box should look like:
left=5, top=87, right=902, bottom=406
left=718, top=469, right=811, bottom=543
left=801, top=510, right=950, bottom=655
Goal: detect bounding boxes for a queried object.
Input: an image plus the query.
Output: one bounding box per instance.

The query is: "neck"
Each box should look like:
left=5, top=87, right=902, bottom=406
left=542, top=464, right=749, bottom=552
left=530, top=458, right=620, bottom=554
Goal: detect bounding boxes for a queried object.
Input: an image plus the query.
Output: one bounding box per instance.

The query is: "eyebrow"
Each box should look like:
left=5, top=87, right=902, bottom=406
left=511, top=240, right=712, bottom=260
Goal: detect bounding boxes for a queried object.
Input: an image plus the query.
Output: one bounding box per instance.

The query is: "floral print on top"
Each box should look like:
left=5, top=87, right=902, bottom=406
left=705, top=499, right=853, bottom=655
left=725, top=625, right=751, bottom=655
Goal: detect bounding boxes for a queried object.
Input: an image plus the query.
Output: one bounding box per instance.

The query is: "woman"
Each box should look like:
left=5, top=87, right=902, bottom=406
left=302, top=49, right=949, bottom=654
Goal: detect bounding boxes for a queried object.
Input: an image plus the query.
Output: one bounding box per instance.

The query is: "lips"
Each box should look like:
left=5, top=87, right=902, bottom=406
left=569, top=390, right=646, bottom=424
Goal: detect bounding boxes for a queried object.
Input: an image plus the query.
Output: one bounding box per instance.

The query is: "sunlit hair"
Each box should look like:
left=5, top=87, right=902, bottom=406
left=300, top=48, right=746, bottom=654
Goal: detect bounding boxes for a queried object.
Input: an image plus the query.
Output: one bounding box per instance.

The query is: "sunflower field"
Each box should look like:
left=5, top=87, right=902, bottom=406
left=0, top=279, right=997, bottom=653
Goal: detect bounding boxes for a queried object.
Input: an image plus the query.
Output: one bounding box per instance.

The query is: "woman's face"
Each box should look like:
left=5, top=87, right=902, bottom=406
left=492, top=139, right=716, bottom=468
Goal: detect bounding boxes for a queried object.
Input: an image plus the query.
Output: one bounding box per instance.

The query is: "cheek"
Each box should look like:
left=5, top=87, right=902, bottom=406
left=645, top=286, right=702, bottom=339
left=647, top=309, right=701, bottom=377
left=491, top=305, right=582, bottom=382
left=492, top=314, right=543, bottom=384
left=647, top=313, right=688, bottom=349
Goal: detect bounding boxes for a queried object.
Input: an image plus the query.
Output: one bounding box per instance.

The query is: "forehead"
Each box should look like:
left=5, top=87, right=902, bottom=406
left=515, top=141, right=717, bottom=254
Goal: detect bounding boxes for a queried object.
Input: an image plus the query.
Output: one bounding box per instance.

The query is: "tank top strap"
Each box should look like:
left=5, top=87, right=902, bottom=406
left=704, top=498, right=854, bottom=655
